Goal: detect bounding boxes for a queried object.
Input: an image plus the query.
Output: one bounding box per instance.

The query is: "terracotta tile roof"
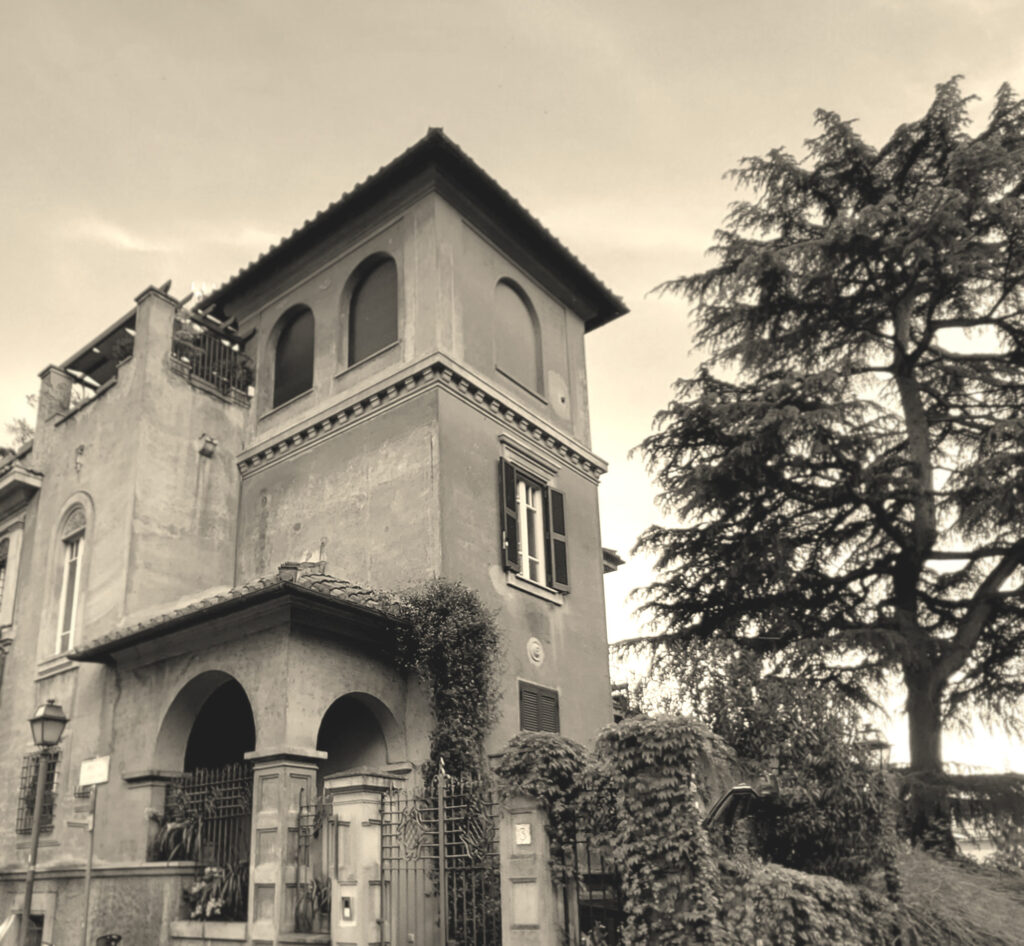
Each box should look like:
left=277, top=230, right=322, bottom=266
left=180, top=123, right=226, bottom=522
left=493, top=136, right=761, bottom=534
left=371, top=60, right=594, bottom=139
left=69, top=564, right=399, bottom=662
left=199, top=128, right=627, bottom=330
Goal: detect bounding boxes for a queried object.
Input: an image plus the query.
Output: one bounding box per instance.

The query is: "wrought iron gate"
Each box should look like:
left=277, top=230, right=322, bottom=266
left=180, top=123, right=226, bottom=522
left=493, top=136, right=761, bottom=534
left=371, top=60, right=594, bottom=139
left=380, top=762, right=502, bottom=946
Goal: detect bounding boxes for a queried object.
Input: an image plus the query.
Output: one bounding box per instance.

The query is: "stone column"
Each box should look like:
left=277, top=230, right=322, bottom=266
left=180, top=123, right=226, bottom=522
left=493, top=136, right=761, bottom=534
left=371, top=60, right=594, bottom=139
left=499, top=795, right=564, bottom=946
left=322, top=771, right=403, bottom=946
left=245, top=747, right=326, bottom=945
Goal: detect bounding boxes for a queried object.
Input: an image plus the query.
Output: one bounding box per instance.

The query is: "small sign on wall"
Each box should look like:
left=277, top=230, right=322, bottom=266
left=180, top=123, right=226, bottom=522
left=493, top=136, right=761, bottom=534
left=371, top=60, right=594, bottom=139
left=515, top=822, right=532, bottom=846
left=79, top=755, right=110, bottom=787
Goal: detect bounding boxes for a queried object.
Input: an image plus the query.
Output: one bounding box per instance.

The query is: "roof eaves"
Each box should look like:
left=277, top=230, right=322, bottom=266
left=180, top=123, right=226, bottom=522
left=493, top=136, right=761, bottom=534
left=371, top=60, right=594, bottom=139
left=200, top=129, right=627, bottom=328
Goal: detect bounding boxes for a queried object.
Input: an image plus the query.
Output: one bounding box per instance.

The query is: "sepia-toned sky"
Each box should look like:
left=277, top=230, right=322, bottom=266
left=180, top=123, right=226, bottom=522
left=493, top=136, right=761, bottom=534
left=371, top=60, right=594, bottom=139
left=3, top=0, right=1023, bottom=767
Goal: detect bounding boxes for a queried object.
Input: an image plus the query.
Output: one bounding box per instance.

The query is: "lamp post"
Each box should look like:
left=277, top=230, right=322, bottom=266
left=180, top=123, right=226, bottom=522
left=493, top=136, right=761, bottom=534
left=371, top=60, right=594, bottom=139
left=858, top=725, right=892, bottom=771
left=18, top=699, right=68, bottom=946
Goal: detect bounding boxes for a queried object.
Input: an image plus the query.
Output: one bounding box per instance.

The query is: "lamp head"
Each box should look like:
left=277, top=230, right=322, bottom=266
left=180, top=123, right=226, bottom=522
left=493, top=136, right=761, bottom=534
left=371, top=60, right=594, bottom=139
left=29, top=699, right=68, bottom=748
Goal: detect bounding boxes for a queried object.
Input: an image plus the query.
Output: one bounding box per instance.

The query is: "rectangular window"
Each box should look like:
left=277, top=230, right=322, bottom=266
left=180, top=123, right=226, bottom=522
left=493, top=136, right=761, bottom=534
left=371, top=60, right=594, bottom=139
left=519, top=682, right=560, bottom=733
left=57, top=534, right=83, bottom=653
left=17, top=750, right=59, bottom=835
left=500, top=459, right=569, bottom=592
left=0, top=552, right=6, bottom=612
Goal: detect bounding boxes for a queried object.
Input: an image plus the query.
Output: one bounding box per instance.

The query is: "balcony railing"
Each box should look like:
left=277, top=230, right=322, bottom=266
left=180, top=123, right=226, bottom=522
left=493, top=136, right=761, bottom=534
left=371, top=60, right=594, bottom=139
left=170, top=317, right=253, bottom=403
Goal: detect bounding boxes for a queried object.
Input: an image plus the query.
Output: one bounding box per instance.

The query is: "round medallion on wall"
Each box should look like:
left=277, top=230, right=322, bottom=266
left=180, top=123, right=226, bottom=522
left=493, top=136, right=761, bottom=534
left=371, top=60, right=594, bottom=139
left=527, top=637, right=545, bottom=666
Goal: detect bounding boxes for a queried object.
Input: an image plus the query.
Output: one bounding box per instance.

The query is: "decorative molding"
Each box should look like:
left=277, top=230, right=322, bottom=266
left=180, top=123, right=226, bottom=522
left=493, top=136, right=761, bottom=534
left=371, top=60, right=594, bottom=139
left=237, top=355, right=607, bottom=484
left=62, top=506, right=86, bottom=536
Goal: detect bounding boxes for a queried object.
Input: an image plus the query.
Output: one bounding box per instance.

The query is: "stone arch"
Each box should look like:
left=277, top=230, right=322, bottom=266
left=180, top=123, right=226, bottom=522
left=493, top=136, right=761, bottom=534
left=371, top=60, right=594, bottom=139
left=153, top=670, right=257, bottom=772
left=315, top=691, right=404, bottom=779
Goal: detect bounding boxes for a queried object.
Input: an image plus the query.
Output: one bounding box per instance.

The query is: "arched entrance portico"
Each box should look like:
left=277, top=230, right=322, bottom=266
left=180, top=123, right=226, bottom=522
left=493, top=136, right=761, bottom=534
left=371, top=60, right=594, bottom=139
left=151, top=671, right=256, bottom=923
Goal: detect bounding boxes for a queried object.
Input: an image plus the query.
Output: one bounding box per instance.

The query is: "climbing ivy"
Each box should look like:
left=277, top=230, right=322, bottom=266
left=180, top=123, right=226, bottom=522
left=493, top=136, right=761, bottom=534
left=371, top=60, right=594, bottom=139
left=394, top=579, right=501, bottom=782
left=496, top=732, right=588, bottom=880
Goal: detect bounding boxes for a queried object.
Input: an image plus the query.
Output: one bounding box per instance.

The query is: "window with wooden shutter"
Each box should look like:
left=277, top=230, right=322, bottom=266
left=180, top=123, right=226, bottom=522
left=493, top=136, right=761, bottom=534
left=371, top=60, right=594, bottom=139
left=500, top=459, right=569, bottom=594
left=519, top=681, right=560, bottom=732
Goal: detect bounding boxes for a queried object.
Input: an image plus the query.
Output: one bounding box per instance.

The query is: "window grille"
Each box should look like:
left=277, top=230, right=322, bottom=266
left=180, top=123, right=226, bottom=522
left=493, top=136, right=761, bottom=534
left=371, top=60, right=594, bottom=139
left=17, top=751, right=59, bottom=835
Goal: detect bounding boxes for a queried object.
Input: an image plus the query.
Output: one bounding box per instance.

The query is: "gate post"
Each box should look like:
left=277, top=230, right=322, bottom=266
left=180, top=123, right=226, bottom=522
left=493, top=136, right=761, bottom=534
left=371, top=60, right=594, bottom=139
left=499, top=795, right=564, bottom=946
left=322, top=771, right=403, bottom=946
left=245, top=747, right=326, bottom=944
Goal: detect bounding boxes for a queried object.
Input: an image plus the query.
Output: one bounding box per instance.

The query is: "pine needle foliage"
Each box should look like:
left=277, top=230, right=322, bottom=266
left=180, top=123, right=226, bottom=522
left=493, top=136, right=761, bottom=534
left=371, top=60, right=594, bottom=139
left=637, top=77, right=1024, bottom=775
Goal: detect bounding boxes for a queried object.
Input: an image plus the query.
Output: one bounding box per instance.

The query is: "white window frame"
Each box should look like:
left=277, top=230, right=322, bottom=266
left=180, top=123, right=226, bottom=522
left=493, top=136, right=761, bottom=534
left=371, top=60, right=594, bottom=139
left=56, top=531, right=84, bottom=654
left=500, top=452, right=569, bottom=599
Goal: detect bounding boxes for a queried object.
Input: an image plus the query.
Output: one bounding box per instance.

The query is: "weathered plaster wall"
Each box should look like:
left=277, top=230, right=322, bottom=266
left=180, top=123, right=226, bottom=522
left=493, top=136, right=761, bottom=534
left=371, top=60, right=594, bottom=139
left=436, top=392, right=614, bottom=749
left=235, top=392, right=441, bottom=591
left=436, top=198, right=592, bottom=447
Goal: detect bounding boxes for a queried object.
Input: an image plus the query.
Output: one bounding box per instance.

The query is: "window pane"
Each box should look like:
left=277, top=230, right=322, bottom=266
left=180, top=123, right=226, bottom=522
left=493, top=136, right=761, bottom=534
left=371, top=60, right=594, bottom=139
left=495, top=282, right=540, bottom=390
left=350, top=258, right=398, bottom=365
left=273, top=308, right=315, bottom=407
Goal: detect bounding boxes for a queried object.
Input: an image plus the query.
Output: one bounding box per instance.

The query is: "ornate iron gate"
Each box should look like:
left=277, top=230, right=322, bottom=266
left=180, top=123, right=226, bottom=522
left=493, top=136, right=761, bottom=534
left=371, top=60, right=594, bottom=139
left=380, top=763, right=502, bottom=946
left=563, top=837, right=624, bottom=946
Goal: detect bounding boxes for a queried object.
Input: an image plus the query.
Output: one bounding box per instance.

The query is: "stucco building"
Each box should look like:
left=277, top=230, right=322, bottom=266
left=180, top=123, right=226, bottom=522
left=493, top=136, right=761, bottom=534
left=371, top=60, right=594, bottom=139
left=0, top=130, right=627, bottom=946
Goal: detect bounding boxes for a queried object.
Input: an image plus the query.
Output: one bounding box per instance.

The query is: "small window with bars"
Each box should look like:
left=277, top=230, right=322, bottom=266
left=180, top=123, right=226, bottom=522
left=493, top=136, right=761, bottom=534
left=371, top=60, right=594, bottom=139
left=17, top=750, right=59, bottom=835
left=519, top=681, right=560, bottom=733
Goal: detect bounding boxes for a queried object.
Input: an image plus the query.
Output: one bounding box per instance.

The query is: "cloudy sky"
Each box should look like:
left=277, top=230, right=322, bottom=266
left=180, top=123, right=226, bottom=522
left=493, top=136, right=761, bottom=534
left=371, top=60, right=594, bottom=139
left=3, top=0, right=1023, bottom=767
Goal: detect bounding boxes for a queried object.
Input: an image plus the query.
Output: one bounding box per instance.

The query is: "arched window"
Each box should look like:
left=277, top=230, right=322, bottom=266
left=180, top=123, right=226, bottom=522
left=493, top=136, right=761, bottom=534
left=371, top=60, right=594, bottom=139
left=0, top=537, right=8, bottom=611
left=495, top=280, right=542, bottom=392
left=57, top=506, right=86, bottom=654
left=349, top=257, right=398, bottom=366
left=273, top=306, right=315, bottom=407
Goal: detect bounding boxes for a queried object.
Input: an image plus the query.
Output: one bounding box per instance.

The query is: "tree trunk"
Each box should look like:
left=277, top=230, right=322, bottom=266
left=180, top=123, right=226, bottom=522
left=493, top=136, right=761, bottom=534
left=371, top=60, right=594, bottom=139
left=906, top=676, right=942, bottom=774
left=905, top=671, right=955, bottom=851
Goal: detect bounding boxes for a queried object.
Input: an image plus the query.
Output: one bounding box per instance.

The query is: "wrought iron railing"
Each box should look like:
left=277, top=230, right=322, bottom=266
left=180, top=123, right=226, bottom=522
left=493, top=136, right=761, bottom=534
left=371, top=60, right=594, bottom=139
left=149, top=762, right=253, bottom=921
left=380, top=763, right=502, bottom=946
left=170, top=317, right=253, bottom=401
left=564, top=836, right=625, bottom=946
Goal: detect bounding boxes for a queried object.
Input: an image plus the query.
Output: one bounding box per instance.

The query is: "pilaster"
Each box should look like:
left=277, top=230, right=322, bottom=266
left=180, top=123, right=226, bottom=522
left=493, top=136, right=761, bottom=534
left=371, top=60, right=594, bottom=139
left=245, top=748, right=326, bottom=945
left=322, top=771, right=403, bottom=946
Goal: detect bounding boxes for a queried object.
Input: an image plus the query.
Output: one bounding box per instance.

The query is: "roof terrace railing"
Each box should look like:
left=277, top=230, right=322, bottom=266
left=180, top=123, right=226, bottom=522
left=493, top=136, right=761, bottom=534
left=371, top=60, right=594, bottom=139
left=170, top=317, right=253, bottom=404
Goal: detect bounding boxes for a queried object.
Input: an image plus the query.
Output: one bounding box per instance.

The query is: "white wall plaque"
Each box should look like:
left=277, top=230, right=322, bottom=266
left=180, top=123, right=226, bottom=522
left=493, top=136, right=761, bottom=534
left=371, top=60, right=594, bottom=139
left=79, top=755, right=110, bottom=787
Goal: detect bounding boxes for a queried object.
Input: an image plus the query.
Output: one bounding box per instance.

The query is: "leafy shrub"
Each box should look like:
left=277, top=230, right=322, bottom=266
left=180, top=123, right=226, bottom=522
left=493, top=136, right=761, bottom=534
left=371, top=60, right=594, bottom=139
left=395, top=579, right=501, bottom=782
left=717, top=860, right=898, bottom=946
left=497, top=732, right=588, bottom=877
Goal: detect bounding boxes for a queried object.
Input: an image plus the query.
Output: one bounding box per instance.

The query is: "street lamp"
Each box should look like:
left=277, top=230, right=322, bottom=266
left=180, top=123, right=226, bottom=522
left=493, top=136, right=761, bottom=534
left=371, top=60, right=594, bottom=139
left=858, top=725, right=892, bottom=771
left=18, top=699, right=68, bottom=946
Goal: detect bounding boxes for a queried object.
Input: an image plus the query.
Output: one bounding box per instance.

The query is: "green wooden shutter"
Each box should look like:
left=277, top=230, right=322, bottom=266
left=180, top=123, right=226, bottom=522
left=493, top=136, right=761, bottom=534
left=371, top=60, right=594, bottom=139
left=519, top=683, right=539, bottom=730
left=519, top=682, right=560, bottom=733
left=547, top=488, right=569, bottom=592
left=538, top=689, right=560, bottom=732
left=501, top=459, right=519, bottom=571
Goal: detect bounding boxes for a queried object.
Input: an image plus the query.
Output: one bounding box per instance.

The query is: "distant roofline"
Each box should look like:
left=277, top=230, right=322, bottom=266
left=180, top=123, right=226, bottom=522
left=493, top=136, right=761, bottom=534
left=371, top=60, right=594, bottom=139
left=199, top=128, right=628, bottom=331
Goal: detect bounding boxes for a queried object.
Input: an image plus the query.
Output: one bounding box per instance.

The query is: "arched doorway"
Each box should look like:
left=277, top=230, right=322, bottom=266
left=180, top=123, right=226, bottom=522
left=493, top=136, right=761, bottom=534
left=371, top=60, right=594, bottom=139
left=317, top=694, right=387, bottom=777
left=184, top=678, right=256, bottom=771
left=151, top=673, right=256, bottom=922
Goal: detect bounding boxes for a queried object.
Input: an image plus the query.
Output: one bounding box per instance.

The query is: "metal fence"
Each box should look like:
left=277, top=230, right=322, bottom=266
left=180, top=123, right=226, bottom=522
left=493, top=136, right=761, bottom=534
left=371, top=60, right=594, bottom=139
left=563, top=836, right=625, bottom=946
left=154, top=762, right=254, bottom=921
left=170, top=318, right=253, bottom=400
left=381, top=765, right=502, bottom=946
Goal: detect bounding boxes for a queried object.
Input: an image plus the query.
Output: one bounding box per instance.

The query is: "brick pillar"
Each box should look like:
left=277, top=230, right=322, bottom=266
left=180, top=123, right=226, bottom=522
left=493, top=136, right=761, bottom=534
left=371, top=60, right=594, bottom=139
left=246, top=748, right=326, bottom=945
left=499, top=795, right=564, bottom=946
left=322, top=771, right=403, bottom=946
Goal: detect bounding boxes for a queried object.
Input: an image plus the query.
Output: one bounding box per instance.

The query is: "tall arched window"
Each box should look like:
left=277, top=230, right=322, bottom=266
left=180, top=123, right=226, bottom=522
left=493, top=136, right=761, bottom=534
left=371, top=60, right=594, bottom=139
left=0, top=537, right=8, bottom=612
left=495, top=280, right=542, bottom=393
left=349, top=257, right=398, bottom=366
left=57, top=506, right=86, bottom=654
left=273, top=306, right=315, bottom=407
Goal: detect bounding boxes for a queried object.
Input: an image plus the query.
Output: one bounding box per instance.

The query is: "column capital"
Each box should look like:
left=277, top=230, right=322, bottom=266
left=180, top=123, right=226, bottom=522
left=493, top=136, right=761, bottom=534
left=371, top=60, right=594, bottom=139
left=244, top=746, right=327, bottom=767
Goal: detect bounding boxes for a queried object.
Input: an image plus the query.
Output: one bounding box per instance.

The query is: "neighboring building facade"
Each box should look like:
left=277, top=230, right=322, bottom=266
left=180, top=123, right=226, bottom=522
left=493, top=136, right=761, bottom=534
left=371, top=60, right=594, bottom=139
left=0, top=130, right=626, bottom=945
